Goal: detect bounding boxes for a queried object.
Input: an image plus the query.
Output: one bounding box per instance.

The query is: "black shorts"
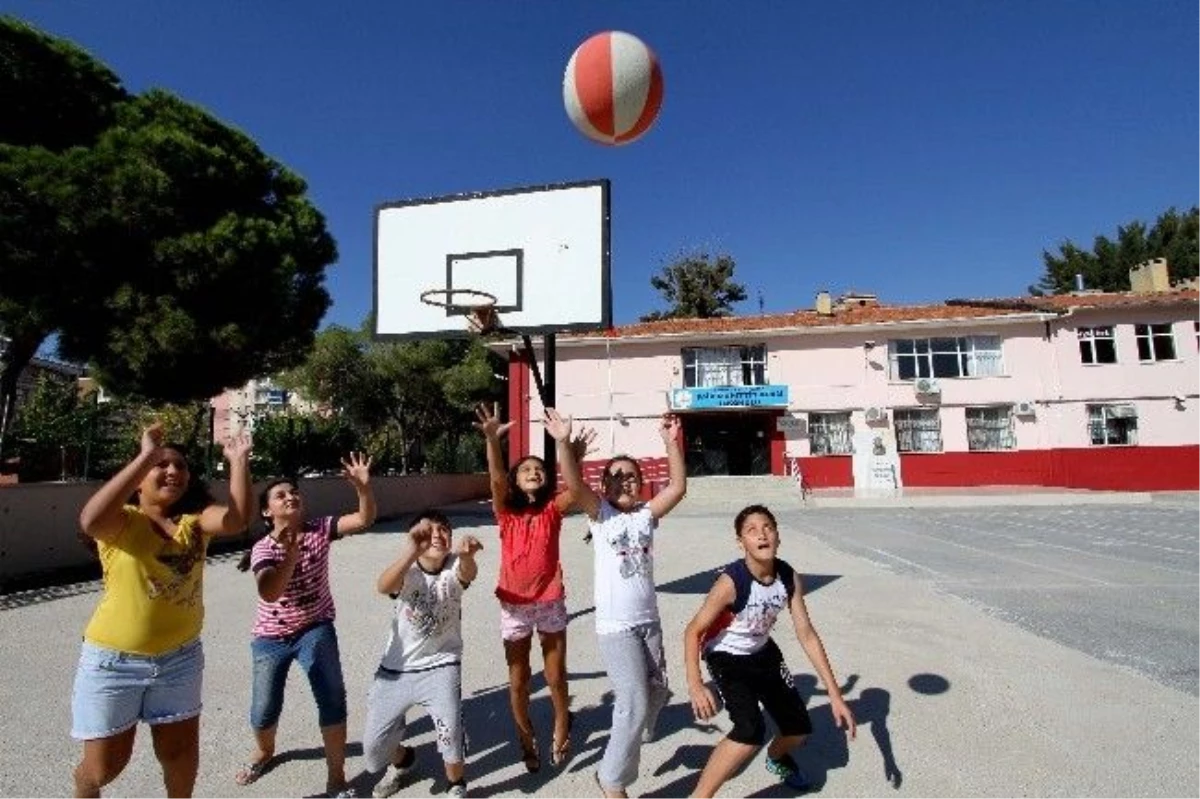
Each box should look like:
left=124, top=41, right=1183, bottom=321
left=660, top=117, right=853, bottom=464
left=705, top=638, right=812, bottom=746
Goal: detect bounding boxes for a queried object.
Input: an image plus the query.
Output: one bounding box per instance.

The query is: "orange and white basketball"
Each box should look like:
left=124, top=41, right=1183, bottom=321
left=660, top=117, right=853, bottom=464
left=563, top=31, right=664, bottom=146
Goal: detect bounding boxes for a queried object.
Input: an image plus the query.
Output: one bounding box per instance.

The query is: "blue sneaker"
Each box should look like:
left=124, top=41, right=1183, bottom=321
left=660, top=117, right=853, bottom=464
left=765, top=753, right=811, bottom=791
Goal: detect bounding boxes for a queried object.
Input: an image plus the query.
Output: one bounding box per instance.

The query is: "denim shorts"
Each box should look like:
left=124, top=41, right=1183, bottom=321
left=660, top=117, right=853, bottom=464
left=250, top=620, right=347, bottom=730
left=71, top=639, right=204, bottom=740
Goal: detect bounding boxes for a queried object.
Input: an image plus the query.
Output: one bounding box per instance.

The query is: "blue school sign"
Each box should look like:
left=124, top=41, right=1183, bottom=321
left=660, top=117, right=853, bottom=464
left=667, top=385, right=789, bottom=411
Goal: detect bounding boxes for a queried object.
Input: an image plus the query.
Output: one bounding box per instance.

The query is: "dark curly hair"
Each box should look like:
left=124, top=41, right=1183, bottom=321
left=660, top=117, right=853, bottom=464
left=734, top=504, right=777, bottom=537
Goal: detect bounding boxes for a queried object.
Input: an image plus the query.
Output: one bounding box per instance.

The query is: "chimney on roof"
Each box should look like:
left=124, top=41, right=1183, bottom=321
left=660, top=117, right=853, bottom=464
left=1129, top=258, right=1171, bottom=294
left=815, top=290, right=832, bottom=316
left=834, top=291, right=879, bottom=311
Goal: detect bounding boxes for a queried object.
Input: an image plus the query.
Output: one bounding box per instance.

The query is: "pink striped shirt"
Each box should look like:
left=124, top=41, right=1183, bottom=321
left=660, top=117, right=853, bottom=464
left=250, top=516, right=339, bottom=638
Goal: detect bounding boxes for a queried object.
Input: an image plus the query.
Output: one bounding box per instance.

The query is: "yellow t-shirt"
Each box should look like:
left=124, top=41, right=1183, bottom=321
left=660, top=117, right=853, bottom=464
left=83, top=506, right=211, bottom=655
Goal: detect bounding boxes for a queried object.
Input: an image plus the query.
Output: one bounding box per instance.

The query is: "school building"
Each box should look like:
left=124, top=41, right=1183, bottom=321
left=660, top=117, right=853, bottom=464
left=502, top=259, right=1200, bottom=492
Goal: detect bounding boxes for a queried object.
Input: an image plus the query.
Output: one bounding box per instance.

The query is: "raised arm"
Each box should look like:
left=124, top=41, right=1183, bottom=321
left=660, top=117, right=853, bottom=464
left=473, top=402, right=513, bottom=517
left=647, top=413, right=687, bottom=520
left=335, top=452, right=377, bottom=536
left=376, top=519, right=432, bottom=595
left=201, top=433, right=252, bottom=537
left=79, top=423, right=164, bottom=541
left=787, top=572, right=857, bottom=739
left=684, top=573, right=736, bottom=721
left=545, top=409, right=601, bottom=518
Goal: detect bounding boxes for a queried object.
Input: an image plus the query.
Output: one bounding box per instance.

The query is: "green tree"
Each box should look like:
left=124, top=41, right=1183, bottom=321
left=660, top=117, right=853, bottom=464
left=283, top=323, right=501, bottom=474
left=248, top=411, right=358, bottom=480
left=641, top=252, right=748, bottom=321
left=6, top=374, right=114, bottom=481
left=1031, top=207, right=1199, bottom=294
left=0, top=18, right=336, bottom=435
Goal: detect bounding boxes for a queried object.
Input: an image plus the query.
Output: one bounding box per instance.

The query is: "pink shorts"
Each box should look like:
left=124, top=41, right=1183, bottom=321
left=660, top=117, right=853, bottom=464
left=499, top=598, right=568, bottom=641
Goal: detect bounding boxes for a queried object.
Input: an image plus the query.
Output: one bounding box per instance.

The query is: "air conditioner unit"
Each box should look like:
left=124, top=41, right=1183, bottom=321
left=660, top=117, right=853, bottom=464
left=1014, top=401, right=1036, bottom=417
left=914, top=377, right=941, bottom=394
left=864, top=406, right=888, bottom=423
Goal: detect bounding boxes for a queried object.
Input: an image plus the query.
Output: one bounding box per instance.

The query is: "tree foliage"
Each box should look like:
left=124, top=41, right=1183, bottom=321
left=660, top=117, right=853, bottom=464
left=0, top=17, right=336, bottom=435
left=280, top=322, right=502, bottom=474
left=641, top=252, right=748, bottom=321
left=248, top=412, right=357, bottom=480
left=1031, top=207, right=1199, bottom=294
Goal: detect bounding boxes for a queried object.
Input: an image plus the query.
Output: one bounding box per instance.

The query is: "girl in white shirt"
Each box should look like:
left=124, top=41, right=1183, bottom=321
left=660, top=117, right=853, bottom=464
left=553, top=409, right=687, bottom=799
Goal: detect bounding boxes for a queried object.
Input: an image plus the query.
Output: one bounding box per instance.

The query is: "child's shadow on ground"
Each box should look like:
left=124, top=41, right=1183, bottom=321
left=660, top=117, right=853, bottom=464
left=778, top=674, right=901, bottom=794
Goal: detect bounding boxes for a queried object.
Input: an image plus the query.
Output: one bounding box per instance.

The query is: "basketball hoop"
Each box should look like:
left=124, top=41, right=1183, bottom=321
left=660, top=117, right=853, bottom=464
left=419, top=288, right=502, bottom=335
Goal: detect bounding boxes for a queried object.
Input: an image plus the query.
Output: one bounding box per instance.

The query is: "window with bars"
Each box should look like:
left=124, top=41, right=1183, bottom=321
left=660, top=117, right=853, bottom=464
left=809, top=412, right=853, bottom=455
left=893, top=408, right=942, bottom=452
left=1134, top=323, right=1176, bottom=362
left=965, top=406, right=1016, bottom=451
left=1088, top=404, right=1138, bottom=446
left=887, top=336, right=1004, bottom=380
left=1077, top=326, right=1117, bottom=364
left=681, top=345, right=767, bottom=387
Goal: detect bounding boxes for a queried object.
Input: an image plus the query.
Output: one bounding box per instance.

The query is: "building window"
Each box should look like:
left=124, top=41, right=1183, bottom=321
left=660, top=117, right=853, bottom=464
left=1134, top=323, right=1176, bottom=362
left=809, top=412, right=853, bottom=455
left=966, top=406, right=1016, bottom=451
left=887, top=336, right=1003, bottom=380
left=1088, top=404, right=1138, bottom=446
left=1077, top=326, right=1117, bottom=364
left=682, top=345, right=767, bottom=388
left=893, top=408, right=942, bottom=452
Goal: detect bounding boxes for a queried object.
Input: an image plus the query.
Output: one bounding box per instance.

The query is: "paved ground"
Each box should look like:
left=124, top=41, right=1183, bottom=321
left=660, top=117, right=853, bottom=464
left=1, top=489, right=1197, bottom=798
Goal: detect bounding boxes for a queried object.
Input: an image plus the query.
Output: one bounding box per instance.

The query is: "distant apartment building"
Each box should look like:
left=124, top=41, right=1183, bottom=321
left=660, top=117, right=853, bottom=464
left=500, top=259, right=1199, bottom=492
left=211, top=377, right=315, bottom=440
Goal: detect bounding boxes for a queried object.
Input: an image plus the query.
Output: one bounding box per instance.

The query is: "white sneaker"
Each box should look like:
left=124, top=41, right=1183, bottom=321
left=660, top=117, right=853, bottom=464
left=372, top=757, right=416, bottom=798
left=447, top=783, right=468, bottom=798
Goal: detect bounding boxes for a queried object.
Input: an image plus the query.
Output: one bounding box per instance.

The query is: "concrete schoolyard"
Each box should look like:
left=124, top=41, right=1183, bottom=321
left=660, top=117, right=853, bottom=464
left=1, top=481, right=1196, bottom=797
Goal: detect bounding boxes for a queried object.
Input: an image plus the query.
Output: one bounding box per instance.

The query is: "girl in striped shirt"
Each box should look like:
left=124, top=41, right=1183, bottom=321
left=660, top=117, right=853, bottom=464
left=233, top=453, right=376, bottom=797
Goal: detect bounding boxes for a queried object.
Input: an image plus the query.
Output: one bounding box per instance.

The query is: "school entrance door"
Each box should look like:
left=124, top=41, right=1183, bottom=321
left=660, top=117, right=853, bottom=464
left=683, top=412, right=771, bottom=476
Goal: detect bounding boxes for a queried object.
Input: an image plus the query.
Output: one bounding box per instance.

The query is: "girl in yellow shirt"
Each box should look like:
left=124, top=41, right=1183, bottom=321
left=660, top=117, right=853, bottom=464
left=71, top=423, right=252, bottom=798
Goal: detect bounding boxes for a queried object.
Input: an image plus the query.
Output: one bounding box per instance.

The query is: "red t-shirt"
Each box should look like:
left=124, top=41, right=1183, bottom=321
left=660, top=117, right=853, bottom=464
left=495, top=500, right=565, bottom=604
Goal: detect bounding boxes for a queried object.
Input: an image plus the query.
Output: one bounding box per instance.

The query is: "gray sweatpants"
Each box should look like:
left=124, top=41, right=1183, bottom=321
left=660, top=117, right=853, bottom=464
left=597, top=622, right=671, bottom=791
left=361, top=664, right=464, bottom=773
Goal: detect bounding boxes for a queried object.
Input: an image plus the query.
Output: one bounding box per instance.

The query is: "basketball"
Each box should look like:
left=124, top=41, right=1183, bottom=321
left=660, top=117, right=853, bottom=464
left=562, top=31, right=664, bottom=146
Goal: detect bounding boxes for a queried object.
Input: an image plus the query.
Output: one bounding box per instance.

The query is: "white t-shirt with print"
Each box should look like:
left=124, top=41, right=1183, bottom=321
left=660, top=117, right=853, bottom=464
left=378, top=556, right=469, bottom=672
left=590, top=500, right=660, bottom=635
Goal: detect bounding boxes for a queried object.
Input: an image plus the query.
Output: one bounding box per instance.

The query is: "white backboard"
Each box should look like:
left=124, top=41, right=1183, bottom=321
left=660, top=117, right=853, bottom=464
left=374, top=180, right=611, bottom=339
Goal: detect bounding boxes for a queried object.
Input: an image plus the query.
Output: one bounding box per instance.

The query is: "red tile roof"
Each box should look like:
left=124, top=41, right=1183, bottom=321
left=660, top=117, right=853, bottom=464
left=577, top=289, right=1199, bottom=340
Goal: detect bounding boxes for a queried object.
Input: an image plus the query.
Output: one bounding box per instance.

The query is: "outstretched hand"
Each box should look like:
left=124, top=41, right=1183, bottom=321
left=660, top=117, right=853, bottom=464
left=222, top=432, right=252, bottom=463
left=407, top=519, right=434, bottom=553
left=456, top=535, right=483, bottom=558
left=341, top=451, right=372, bottom=488
left=473, top=402, right=513, bottom=439
left=140, top=423, right=165, bottom=457
left=659, top=413, right=682, bottom=445
left=569, top=425, right=598, bottom=463
left=543, top=408, right=573, bottom=442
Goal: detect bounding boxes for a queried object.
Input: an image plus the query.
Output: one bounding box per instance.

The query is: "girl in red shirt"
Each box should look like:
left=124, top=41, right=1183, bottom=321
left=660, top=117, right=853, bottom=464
left=474, top=402, right=593, bottom=773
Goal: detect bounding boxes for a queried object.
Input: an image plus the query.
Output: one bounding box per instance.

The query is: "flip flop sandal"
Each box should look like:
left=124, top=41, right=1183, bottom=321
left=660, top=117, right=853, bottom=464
left=550, top=711, right=575, bottom=767
left=234, top=759, right=270, bottom=786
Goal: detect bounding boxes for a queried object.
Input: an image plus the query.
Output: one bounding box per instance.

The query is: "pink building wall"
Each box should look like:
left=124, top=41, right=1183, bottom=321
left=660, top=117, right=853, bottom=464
left=506, top=298, right=1199, bottom=491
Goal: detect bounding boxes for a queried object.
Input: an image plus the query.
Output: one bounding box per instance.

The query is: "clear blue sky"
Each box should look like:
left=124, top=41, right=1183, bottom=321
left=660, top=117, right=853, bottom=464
left=8, top=1, right=1199, bottom=328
